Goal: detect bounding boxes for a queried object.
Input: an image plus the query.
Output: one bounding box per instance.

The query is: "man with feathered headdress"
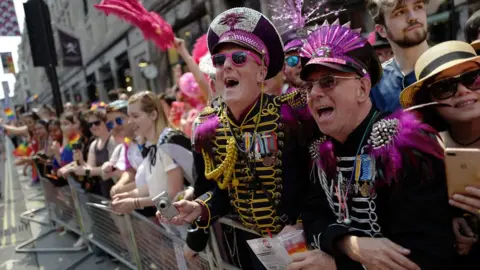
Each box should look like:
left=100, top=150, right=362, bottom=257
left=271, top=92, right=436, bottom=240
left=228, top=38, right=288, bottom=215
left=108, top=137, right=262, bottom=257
left=288, top=20, right=455, bottom=269
left=271, top=0, right=322, bottom=92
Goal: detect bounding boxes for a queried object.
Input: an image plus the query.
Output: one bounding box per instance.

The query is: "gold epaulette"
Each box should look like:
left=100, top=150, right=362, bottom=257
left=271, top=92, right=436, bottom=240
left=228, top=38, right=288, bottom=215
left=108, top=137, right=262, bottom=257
left=197, top=106, right=219, bottom=123
left=274, top=89, right=307, bottom=109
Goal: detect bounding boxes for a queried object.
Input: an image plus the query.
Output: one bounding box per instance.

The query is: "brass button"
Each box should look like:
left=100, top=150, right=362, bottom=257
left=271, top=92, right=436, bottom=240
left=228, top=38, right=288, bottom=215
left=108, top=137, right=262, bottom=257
left=212, top=147, right=217, bottom=152
left=248, top=217, right=254, bottom=223
left=234, top=128, right=240, bottom=133
left=274, top=199, right=281, bottom=206
left=276, top=184, right=283, bottom=191
left=275, top=225, right=282, bottom=231
left=247, top=208, right=253, bottom=214
left=275, top=193, right=282, bottom=199
left=275, top=178, right=282, bottom=184
left=277, top=150, right=283, bottom=158
left=275, top=169, right=282, bottom=176
left=276, top=160, right=282, bottom=166
left=230, top=200, right=234, bottom=206
left=279, top=123, right=284, bottom=129
left=278, top=141, right=284, bottom=148
left=274, top=216, right=280, bottom=223
left=277, top=132, right=284, bottom=139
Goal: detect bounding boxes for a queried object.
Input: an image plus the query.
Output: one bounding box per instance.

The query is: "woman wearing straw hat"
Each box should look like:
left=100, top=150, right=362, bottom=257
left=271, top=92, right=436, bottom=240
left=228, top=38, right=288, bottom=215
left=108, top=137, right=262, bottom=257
left=400, top=40, right=480, bottom=265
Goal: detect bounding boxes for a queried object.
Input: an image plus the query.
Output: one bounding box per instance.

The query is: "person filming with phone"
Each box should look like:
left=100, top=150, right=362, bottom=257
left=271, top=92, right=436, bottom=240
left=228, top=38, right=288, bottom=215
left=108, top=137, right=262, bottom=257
left=400, top=41, right=480, bottom=266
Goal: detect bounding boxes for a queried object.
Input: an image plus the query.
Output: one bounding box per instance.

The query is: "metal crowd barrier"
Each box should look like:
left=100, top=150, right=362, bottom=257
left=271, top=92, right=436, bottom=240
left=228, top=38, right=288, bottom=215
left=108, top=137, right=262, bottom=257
left=15, top=161, right=266, bottom=270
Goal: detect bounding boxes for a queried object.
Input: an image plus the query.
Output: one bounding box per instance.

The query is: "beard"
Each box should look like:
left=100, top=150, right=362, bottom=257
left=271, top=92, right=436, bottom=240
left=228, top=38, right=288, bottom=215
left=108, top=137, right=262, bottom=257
left=386, top=24, right=427, bottom=48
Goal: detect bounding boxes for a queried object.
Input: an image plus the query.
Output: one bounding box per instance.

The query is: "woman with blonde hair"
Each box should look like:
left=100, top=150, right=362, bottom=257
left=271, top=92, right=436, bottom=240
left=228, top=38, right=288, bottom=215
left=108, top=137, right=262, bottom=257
left=111, top=91, right=191, bottom=226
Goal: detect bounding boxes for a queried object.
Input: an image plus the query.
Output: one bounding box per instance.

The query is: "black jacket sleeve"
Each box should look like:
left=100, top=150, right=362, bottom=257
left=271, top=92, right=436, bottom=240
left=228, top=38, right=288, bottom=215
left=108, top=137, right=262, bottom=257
left=385, top=153, right=455, bottom=270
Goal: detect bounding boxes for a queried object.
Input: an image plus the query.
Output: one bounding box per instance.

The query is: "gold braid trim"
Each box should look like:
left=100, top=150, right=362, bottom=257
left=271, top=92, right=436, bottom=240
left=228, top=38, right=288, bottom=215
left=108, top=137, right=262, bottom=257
left=202, top=137, right=238, bottom=189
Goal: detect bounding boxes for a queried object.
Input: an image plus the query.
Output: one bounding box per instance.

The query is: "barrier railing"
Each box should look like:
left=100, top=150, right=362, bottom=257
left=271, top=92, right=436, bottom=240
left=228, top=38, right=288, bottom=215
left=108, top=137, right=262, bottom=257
left=16, top=159, right=265, bottom=270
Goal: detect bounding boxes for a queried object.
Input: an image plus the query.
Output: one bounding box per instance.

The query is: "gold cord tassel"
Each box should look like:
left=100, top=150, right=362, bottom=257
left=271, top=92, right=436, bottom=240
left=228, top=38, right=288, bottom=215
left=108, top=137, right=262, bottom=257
left=202, top=137, right=238, bottom=189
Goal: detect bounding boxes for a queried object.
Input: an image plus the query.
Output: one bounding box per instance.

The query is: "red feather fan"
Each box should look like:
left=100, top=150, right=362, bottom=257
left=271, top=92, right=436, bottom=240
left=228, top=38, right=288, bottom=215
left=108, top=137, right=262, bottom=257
left=192, top=34, right=208, bottom=64
left=94, top=0, right=174, bottom=51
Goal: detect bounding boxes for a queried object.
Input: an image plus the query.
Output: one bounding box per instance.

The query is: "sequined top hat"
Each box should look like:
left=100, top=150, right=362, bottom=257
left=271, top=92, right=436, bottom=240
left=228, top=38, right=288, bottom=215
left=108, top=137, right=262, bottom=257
left=400, top=41, right=480, bottom=108
left=207, top=7, right=284, bottom=79
left=299, top=20, right=382, bottom=87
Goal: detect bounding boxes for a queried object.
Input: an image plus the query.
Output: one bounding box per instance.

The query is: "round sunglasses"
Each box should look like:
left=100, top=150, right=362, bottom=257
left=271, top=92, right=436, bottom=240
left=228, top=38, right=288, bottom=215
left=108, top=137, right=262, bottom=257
left=285, top=55, right=300, bottom=67
left=211, top=51, right=262, bottom=68
left=106, top=117, right=124, bottom=131
left=425, top=69, right=480, bottom=100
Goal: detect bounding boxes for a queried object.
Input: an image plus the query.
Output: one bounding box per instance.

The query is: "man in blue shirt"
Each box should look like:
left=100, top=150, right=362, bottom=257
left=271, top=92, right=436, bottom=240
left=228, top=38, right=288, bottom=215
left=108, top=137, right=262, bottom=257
left=367, top=0, right=430, bottom=112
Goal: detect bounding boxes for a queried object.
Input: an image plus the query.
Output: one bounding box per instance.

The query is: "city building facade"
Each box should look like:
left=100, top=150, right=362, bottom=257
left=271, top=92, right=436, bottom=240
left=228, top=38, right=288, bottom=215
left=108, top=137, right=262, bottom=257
left=15, top=0, right=479, bottom=106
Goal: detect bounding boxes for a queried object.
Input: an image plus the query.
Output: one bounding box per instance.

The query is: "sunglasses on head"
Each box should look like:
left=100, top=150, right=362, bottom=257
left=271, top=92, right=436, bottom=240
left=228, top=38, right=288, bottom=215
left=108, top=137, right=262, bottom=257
left=285, top=55, right=300, bottom=67
left=87, top=120, right=102, bottom=129
left=304, top=75, right=360, bottom=94
left=106, top=117, right=124, bottom=130
left=425, top=69, right=480, bottom=100
left=211, top=51, right=262, bottom=68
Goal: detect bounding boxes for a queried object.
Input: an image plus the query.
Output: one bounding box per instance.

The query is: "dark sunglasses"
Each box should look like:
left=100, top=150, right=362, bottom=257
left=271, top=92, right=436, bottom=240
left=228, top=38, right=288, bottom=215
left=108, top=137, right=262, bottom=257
left=87, top=120, right=102, bottom=129
left=211, top=51, right=262, bottom=68
left=425, top=69, right=480, bottom=100
left=106, top=117, right=124, bottom=130
left=285, top=55, right=300, bottom=67
left=305, top=75, right=360, bottom=93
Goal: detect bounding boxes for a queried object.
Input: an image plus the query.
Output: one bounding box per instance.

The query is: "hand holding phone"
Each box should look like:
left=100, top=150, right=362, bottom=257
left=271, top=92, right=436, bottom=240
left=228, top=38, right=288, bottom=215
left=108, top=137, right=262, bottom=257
left=445, top=148, right=480, bottom=197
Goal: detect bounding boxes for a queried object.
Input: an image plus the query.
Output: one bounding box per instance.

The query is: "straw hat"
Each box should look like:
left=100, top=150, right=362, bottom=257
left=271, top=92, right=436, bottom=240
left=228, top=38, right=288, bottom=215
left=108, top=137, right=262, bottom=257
left=400, top=41, right=480, bottom=108
left=472, top=40, right=480, bottom=54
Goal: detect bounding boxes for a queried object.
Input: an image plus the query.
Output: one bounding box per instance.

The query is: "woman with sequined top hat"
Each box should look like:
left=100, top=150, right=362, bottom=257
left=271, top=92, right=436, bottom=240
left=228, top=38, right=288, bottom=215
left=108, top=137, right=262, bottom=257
left=160, top=7, right=311, bottom=269
left=289, top=20, right=455, bottom=270
left=399, top=41, right=480, bottom=267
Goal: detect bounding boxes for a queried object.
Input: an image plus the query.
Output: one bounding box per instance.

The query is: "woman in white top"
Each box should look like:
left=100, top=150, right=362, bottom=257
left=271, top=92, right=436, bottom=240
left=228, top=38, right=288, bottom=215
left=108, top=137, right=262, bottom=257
left=112, top=91, right=190, bottom=219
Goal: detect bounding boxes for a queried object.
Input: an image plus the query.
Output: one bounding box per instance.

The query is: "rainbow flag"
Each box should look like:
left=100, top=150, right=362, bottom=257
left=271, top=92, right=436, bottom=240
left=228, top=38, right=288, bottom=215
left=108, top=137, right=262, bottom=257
left=64, top=133, right=81, bottom=151
left=13, top=142, right=33, bottom=157
left=4, top=108, right=14, bottom=121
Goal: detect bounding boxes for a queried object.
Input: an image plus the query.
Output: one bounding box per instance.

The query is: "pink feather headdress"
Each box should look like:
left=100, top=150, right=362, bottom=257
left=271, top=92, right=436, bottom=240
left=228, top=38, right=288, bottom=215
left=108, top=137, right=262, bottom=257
left=192, top=34, right=208, bottom=65
left=94, top=0, right=174, bottom=51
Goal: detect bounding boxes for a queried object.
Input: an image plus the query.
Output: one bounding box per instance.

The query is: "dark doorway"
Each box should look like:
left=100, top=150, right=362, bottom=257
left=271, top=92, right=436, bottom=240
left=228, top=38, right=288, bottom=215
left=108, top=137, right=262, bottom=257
left=86, top=73, right=98, bottom=103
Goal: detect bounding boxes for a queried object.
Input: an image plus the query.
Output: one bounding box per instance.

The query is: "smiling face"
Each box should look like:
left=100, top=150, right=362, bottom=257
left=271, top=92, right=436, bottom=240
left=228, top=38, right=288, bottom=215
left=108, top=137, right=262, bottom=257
left=214, top=44, right=267, bottom=111
left=430, top=61, right=480, bottom=124
left=48, top=123, right=62, bottom=142
left=379, top=0, right=428, bottom=48
left=283, top=51, right=303, bottom=87
left=34, top=122, right=47, bottom=138
left=87, top=115, right=108, bottom=137
left=306, top=66, right=371, bottom=139
left=107, top=111, right=129, bottom=138
left=127, top=101, right=156, bottom=138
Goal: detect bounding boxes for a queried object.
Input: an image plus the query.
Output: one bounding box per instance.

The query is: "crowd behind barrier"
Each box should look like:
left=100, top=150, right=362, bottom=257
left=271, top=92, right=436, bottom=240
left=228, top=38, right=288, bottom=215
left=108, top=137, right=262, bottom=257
left=14, top=157, right=251, bottom=270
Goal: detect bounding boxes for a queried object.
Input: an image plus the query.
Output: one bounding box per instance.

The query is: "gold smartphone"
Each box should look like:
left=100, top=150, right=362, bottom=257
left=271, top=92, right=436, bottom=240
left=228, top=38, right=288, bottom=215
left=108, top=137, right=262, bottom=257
left=445, top=148, right=480, bottom=198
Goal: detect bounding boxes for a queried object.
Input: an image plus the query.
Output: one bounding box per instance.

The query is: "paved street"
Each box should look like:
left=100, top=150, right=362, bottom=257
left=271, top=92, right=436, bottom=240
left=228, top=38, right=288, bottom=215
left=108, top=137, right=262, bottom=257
left=0, top=139, right=129, bottom=270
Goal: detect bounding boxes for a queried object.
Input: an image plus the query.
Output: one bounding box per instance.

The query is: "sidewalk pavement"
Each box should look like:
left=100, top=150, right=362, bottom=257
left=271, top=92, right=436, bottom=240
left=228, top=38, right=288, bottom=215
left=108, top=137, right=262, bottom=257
left=0, top=139, right=129, bottom=270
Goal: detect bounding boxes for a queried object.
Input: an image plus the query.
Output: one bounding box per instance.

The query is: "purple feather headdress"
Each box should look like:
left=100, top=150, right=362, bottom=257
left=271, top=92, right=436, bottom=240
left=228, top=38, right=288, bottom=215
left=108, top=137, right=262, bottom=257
left=300, top=19, right=370, bottom=79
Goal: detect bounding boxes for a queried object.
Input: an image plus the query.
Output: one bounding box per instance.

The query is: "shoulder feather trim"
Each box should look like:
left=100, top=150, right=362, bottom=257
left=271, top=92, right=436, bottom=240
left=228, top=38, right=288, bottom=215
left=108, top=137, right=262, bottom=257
left=368, top=110, right=444, bottom=184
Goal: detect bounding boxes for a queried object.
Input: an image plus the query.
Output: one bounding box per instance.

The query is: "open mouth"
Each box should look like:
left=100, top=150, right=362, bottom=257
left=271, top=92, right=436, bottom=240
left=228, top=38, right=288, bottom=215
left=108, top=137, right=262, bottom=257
left=224, top=78, right=239, bottom=89
left=316, top=106, right=334, bottom=119
left=455, top=99, right=478, bottom=108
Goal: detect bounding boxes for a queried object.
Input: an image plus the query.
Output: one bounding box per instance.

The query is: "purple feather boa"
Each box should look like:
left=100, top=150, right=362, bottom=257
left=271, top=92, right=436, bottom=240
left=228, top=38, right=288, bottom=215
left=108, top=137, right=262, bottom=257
left=317, top=140, right=337, bottom=179
left=193, top=114, right=220, bottom=151
left=369, top=110, right=444, bottom=184
left=313, top=110, right=444, bottom=185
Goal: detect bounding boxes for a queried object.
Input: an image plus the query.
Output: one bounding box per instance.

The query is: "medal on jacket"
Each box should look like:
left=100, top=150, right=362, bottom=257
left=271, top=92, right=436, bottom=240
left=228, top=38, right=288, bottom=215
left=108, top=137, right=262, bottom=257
left=360, top=182, right=369, bottom=197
